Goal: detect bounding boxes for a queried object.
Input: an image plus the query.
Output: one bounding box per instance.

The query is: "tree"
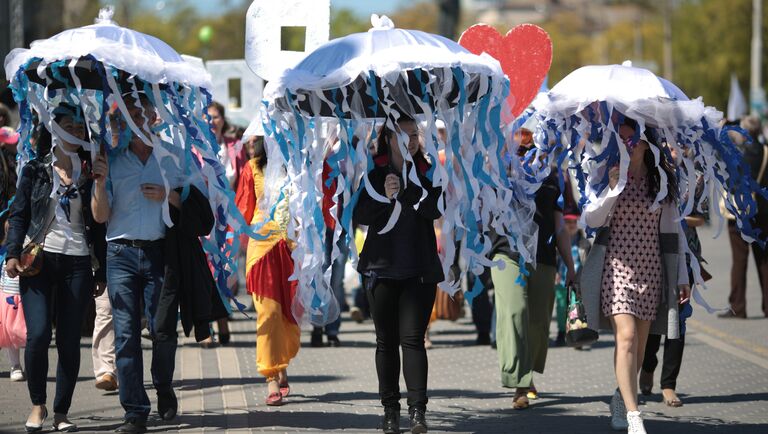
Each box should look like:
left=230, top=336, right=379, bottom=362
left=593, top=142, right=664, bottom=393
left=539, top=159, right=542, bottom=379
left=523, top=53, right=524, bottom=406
left=539, top=12, right=596, bottom=83
left=389, top=1, right=439, bottom=33
left=537, top=0, right=767, bottom=112
left=331, top=8, right=370, bottom=39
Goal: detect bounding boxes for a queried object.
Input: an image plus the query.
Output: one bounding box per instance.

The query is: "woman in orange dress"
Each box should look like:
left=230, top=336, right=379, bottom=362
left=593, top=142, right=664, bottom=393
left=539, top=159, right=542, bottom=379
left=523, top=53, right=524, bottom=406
left=235, top=140, right=300, bottom=406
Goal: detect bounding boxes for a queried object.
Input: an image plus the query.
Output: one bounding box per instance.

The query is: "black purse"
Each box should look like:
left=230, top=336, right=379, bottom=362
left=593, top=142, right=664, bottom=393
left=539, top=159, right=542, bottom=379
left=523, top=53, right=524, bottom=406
left=565, top=282, right=599, bottom=347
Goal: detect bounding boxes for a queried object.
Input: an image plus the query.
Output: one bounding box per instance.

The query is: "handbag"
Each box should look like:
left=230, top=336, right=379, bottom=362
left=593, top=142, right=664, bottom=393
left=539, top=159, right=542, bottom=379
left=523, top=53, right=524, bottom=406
left=434, top=287, right=464, bottom=321
left=18, top=242, right=45, bottom=277
left=17, top=204, right=57, bottom=278
left=0, top=267, right=26, bottom=349
left=565, top=282, right=599, bottom=347
left=0, top=294, right=26, bottom=348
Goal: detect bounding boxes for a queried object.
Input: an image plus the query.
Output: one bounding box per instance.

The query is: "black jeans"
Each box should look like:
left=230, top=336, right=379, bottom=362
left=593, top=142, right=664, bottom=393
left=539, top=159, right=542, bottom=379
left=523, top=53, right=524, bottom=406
left=642, top=333, right=685, bottom=390
left=366, top=276, right=436, bottom=410
left=20, top=252, right=93, bottom=414
left=468, top=267, right=493, bottom=335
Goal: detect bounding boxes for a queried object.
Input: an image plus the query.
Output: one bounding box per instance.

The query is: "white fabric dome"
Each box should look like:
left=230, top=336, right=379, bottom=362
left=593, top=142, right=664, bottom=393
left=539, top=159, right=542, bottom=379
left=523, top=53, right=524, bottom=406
left=265, top=18, right=503, bottom=99
left=4, top=19, right=210, bottom=88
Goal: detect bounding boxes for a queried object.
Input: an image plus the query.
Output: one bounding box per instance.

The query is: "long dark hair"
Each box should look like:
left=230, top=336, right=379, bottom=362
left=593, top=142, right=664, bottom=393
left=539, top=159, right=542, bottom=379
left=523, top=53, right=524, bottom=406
left=36, top=110, right=91, bottom=164
left=375, top=116, right=426, bottom=166
left=624, top=118, right=678, bottom=203
left=252, top=136, right=267, bottom=171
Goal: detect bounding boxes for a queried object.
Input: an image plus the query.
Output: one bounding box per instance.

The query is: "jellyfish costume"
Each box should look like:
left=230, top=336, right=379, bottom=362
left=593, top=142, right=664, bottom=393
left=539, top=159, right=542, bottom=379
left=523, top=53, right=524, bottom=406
left=255, top=15, right=540, bottom=326
left=3, top=9, right=248, bottom=313
left=529, top=61, right=768, bottom=311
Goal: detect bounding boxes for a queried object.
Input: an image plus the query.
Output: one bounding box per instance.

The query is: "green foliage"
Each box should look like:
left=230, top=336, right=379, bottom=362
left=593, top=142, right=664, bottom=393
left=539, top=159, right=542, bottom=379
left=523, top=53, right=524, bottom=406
left=61, top=0, right=766, bottom=113
left=671, top=0, right=763, bottom=110
left=331, top=8, right=370, bottom=38
left=540, top=12, right=595, bottom=83
left=389, top=1, right=439, bottom=33
left=539, top=0, right=766, bottom=112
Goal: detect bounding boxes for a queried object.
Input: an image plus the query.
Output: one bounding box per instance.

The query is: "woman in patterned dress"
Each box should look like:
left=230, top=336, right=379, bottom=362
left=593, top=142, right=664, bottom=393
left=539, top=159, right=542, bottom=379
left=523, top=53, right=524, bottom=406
left=583, top=118, right=690, bottom=434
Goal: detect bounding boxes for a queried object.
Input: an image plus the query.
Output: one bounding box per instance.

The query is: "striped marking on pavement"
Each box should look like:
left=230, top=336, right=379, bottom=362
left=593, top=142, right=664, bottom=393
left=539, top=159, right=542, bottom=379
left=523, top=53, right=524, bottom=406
left=687, top=319, right=768, bottom=370
left=179, top=341, right=204, bottom=415
left=217, top=344, right=249, bottom=433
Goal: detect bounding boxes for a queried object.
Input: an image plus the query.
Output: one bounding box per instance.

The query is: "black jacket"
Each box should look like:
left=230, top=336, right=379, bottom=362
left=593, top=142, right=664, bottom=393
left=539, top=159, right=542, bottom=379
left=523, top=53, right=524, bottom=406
left=154, top=185, right=228, bottom=343
left=4, top=153, right=107, bottom=281
left=354, top=156, right=444, bottom=283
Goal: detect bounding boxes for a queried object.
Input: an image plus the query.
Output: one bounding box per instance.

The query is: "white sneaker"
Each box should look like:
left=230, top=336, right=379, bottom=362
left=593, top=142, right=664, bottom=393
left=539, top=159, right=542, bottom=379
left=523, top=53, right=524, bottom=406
left=610, top=389, right=628, bottom=430
left=627, top=410, right=647, bottom=434
left=10, top=366, right=25, bottom=382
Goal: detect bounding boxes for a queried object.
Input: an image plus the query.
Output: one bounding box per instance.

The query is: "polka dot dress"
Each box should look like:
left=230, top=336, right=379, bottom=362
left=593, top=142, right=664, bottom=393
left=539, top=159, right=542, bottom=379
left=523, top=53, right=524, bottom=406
left=601, top=175, right=662, bottom=321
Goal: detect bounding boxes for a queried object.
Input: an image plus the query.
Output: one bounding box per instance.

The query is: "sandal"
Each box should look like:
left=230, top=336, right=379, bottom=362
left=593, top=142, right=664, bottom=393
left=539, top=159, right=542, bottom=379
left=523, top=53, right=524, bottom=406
left=513, top=389, right=530, bottom=410
left=279, top=382, right=290, bottom=398
left=513, top=394, right=529, bottom=410
left=265, top=392, right=284, bottom=406
left=662, top=389, right=683, bottom=407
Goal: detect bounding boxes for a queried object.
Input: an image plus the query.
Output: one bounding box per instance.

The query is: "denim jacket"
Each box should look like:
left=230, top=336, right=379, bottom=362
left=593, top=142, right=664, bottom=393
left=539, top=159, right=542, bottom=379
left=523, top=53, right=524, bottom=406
left=4, top=153, right=107, bottom=281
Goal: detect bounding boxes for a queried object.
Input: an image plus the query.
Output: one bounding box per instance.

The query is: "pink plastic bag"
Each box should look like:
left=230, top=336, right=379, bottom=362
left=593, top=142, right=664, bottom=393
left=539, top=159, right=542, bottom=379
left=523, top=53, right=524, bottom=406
left=0, top=294, right=26, bottom=348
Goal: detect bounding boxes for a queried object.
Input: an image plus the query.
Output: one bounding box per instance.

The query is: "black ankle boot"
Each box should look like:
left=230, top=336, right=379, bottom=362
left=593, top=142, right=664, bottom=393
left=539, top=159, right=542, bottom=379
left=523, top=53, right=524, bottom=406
left=157, top=388, right=178, bottom=421
left=409, top=406, right=428, bottom=434
left=382, top=406, right=400, bottom=434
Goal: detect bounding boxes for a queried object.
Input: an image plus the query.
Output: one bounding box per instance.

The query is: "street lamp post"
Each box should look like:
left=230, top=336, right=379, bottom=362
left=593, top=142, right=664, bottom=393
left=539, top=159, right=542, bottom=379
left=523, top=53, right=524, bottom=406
left=751, top=0, right=765, bottom=116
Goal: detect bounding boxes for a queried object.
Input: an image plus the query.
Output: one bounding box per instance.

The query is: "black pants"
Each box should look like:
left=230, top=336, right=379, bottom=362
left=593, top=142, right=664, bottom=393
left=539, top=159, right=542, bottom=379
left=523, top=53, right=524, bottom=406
left=20, top=252, right=93, bottom=414
left=366, top=276, right=436, bottom=410
left=642, top=333, right=685, bottom=390
left=468, top=267, right=493, bottom=335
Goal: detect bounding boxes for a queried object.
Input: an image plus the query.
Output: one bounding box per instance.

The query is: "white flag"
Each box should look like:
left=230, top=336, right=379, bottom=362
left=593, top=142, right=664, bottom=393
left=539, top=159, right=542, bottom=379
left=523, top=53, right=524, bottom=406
left=728, top=73, right=747, bottom=121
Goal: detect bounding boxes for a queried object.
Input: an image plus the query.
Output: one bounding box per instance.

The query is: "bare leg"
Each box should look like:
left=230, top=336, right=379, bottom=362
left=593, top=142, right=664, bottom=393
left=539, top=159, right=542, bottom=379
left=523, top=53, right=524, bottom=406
left=635, top=318, right=652, bottom=374
left=611, top=314, right=640, bottom=412
left=267, top=377, right=280, bottom=395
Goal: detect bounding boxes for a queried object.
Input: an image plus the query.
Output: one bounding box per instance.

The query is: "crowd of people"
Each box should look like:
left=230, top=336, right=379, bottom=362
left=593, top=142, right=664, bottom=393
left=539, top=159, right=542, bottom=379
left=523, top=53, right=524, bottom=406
left=1, top=67, right=767, bottom=434
left=2, top=89, right=765, bottom=434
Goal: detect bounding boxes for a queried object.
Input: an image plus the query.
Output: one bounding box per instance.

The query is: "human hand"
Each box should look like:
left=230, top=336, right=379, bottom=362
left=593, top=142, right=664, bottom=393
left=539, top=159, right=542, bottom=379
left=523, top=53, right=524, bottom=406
left=93, top=281, right=107, bottom=297
left=678, top=284, right=691, bottom=304
left=5, top=258, right=23, bottom=279
left=93, top=153, right=109, bottom=183
left=168, top=190, right=181, bottom=208
left=384, top=174, right=401, bottom=200
left=608, top=166, right=620, bottom=189
left=565, top=266, right=576, bottom=286
left=141, top=184, right=166, bottom=202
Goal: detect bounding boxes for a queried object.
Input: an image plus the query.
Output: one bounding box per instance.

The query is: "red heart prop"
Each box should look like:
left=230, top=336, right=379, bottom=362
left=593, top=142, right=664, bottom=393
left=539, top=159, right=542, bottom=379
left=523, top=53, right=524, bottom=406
left=459, top=24, right=552, bottom=118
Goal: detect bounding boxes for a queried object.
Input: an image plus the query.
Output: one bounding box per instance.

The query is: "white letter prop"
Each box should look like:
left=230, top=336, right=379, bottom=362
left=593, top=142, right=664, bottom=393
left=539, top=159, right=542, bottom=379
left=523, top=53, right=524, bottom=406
left=206, top=59, right=265, bottom=133
left=245, top=0, right=331, bottom=81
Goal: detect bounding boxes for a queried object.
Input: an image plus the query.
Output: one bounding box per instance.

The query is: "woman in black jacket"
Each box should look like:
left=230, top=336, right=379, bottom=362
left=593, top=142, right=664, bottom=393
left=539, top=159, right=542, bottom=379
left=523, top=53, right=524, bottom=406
left=4, top=106, right=106, bottom=433
left=354, top=116, right=443, bottom=434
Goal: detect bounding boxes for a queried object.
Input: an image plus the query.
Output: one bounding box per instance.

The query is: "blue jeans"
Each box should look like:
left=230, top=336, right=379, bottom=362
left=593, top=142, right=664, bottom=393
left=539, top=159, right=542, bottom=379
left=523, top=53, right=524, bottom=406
left=107, top=241, right=176, bottom=421
left=315, top=229, right=349, bottom=336
left=20, top=252, right=93, bottom=414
